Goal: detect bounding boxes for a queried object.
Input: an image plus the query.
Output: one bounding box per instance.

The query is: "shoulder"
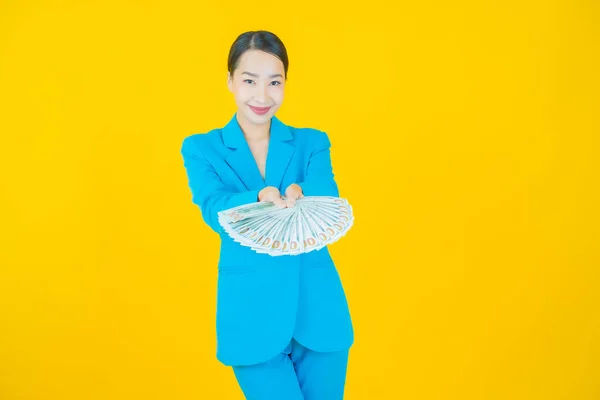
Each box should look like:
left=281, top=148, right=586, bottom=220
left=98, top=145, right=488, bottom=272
left=180, top=129, right=222, bottom=156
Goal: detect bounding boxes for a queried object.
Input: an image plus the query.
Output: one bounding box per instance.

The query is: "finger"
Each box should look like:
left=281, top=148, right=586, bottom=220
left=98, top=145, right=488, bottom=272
left=289, top=189, right=303, bottom=199
left=269, top=192, right=283, bottom=202
left=286, top=198, right=296, bottom=207
left=274, top=198, right=287, bottom=208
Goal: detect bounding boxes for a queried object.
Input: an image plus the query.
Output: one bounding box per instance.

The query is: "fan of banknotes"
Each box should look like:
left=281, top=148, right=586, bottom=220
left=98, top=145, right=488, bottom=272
left=217, top=196, right=354, bottom=256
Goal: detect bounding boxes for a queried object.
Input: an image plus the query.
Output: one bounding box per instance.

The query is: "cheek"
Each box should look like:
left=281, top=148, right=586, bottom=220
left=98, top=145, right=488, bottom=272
left=271, top=88, right=284, bottom=103
left=234, top=86, right=252, bottom=102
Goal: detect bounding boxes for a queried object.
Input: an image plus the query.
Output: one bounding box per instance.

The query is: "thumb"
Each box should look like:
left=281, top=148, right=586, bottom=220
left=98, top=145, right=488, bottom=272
left=273, top=197, right=287, bottom=209
left=286, top=197, right=296, bottom=207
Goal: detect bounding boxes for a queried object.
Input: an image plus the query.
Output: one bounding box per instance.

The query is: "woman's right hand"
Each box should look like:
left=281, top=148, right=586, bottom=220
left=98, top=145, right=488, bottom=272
left=258, top=186, right=287, bottom=209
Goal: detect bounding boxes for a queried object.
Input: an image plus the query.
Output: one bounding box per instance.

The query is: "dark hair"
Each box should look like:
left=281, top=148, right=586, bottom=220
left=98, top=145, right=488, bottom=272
left=227, top=30, right=289, bottom=79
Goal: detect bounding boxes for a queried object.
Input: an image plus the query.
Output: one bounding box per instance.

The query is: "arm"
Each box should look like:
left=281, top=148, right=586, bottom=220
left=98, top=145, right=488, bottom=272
left=181, top=135, right=261, bottom=234
left=296, top=130, right=340, bottom=197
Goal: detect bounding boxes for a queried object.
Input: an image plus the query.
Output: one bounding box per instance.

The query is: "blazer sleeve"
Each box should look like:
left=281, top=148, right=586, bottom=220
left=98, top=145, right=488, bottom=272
left=181, top=135, right=261, bottom=234
left=297, top=130, right=340, bottom=197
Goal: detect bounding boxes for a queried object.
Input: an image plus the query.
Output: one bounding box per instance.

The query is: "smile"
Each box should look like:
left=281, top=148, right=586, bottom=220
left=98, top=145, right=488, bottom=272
left=248, top=105, right=272, bottom=115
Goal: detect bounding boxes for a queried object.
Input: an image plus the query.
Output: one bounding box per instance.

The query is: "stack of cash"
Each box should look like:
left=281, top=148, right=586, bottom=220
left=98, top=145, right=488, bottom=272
left=217, top=196, right=354, bottom=256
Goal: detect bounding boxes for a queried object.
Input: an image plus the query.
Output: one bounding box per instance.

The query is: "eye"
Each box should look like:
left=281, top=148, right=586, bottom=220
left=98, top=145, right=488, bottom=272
left=271, top=81, right=281, bottom=86
left=244, top=79, right=254, bottom=84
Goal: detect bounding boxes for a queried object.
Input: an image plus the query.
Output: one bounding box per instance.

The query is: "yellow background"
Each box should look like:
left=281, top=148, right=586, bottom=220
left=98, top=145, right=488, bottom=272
left=1, top=1, right=599, bottom=399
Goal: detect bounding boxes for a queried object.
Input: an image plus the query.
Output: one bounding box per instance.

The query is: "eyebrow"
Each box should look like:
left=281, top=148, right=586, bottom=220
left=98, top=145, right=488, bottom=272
left=241, top=71, right=283, bottom=79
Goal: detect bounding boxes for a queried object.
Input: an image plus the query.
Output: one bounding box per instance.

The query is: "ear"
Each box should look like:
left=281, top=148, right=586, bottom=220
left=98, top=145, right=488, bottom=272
left=227, top=72, right=233, bottom=93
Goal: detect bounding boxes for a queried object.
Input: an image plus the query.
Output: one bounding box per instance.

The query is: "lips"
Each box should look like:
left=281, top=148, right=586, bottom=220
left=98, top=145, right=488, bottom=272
left=248, top=105, right=272, bottom=115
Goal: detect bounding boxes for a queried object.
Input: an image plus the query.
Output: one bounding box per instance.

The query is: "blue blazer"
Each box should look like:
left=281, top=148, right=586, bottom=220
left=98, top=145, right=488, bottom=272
left=180, top=113, right=354, bottom=366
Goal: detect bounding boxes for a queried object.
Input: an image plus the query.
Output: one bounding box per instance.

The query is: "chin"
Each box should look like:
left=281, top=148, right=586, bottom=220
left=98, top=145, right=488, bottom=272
left=246, top=111, right=273, bottom=124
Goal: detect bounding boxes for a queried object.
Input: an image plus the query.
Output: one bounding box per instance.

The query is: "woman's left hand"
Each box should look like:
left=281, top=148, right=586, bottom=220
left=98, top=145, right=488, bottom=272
left=283, top=183, right=304, bottom=207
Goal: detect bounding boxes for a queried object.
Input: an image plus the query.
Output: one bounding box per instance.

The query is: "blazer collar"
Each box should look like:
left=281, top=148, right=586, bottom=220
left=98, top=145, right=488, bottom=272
left=222, top=112, right=295, bottom=192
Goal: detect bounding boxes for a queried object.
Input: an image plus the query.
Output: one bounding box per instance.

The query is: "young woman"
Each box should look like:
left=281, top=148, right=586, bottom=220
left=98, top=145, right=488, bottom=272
left=180, top=30, right=354, bottom=399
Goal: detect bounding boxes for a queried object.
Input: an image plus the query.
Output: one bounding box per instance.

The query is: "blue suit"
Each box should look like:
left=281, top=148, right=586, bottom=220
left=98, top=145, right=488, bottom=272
left=180, top=113, right=354, bottom=367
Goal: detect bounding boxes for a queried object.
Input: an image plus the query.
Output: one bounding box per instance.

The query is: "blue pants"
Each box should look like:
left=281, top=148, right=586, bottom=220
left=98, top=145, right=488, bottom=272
left=232, top=338, right=350, bottom=399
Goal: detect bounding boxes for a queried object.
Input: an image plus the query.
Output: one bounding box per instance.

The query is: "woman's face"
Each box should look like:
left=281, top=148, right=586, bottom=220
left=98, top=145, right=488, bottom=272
left=227, top=49, right=286, bottom=126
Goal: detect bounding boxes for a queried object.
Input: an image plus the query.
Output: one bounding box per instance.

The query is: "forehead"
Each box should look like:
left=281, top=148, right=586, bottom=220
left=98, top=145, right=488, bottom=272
left=237, top=50, right=284, bottom=75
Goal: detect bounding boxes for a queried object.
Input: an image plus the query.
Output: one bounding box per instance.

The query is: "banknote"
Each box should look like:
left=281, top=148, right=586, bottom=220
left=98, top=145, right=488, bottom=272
left=217, top=196, right=355, bottom=256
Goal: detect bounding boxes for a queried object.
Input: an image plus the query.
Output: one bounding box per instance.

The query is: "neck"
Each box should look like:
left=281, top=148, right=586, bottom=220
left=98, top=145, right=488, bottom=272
left=236, top=112, right=271, bottom=141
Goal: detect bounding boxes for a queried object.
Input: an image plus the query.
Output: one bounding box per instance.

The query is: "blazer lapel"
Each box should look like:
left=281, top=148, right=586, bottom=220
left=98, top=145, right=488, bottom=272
left=265, top=115, right=295, bottom=191
left=222, top=113, right=295, bottom=192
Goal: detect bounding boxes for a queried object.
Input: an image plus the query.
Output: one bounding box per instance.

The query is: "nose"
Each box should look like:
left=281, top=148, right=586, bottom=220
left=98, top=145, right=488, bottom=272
left=255, top=84, right=268, bottom=104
